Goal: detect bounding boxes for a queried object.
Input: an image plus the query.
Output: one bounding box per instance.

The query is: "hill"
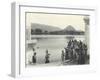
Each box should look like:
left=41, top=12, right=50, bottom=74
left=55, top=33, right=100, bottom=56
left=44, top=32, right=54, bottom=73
left=31, top=23, right=61, bottom=32
left=64, top=25, right=76, bottom=31
left=31, top=23, right=84, bottom=35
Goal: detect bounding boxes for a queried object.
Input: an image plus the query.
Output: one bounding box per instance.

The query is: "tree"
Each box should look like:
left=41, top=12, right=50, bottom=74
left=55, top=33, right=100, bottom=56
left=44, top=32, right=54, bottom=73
left=31, top=29, right=34, bottom=35
left=44, top=30, right=48, bottom=34
left=35, top=28, right=42, bottom=34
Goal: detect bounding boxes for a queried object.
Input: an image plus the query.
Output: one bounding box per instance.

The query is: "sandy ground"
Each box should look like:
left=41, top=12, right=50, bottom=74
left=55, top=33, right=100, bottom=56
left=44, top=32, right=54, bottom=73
left=26, top=59, right=89, bottom=67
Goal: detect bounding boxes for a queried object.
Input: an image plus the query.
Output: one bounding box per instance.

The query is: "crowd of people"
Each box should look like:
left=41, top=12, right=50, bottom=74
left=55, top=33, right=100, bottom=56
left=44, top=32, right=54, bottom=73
left=62, top=39, right=88, bottom=64
left=32, top=39, right=88, bottom=65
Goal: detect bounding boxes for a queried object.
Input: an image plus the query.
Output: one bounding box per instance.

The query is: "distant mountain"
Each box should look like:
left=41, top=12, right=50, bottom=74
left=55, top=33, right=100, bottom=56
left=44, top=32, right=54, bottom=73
left=31, top=23, right=84, bottom=35
left=31, top=23, right=61, bottom=32
left=63, top=25, right=76, bottom=31
left=49, top=25, right=84, bottom=35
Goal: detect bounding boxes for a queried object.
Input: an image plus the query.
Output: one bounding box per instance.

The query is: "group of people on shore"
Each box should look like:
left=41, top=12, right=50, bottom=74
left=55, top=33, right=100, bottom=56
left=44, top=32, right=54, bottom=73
left=31, top=39, right=88, bottom=65
left=61, top=39, right=88, bottom=64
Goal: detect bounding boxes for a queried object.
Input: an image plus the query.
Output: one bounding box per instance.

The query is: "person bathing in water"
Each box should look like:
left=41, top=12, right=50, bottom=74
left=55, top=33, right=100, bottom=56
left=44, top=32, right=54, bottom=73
left=61, top=50, right=65, bottom=63
left=32, top=48, right=37, bottom=64
left=45, top=49, right=50, bottom=63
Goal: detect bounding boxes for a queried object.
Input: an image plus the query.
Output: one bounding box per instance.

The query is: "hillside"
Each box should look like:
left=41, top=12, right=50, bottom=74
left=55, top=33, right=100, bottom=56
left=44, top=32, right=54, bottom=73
left=64, top=25, right=76, bottom=31
left=31, top=23, right=61, bottom=32
left=31, top=23, right=84, bottom=35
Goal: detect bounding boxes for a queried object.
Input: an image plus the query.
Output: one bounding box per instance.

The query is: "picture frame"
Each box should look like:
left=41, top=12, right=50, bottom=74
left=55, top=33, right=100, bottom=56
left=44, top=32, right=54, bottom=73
left=11, top=2, right=96, bottom=78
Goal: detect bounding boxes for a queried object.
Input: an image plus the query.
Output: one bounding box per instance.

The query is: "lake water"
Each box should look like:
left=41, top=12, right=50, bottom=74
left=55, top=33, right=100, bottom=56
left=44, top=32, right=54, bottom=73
left=26, top=35, right=85, bottom=65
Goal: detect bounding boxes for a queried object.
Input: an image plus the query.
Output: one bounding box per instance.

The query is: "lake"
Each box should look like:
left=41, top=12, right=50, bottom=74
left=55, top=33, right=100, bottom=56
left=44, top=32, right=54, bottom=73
left=26, top=35, right=85, bottom=65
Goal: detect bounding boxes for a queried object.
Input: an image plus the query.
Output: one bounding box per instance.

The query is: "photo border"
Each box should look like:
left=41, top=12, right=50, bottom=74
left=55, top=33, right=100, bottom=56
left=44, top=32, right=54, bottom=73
left=25, top=11, right=90, bottom=67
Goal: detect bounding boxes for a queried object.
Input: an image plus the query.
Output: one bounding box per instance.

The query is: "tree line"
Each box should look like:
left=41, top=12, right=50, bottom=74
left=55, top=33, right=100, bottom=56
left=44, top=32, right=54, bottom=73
left=31, top=28, right=85, bottom=35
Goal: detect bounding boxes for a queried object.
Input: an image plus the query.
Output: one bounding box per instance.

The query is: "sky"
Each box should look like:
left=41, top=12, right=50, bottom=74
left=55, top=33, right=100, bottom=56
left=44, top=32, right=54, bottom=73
left=26, top=13, right=89, bottom=31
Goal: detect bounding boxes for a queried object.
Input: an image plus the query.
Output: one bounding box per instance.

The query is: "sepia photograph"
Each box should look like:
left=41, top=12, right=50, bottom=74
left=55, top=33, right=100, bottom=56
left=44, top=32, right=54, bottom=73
left=25, top=12, right=89, bottom=67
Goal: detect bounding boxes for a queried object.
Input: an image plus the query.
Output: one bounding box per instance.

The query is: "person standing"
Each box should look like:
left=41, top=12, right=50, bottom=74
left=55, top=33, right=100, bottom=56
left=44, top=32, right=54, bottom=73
left=45, top=50, right=50, bottom=63
left=32, top=52, right=37, bottom=64
left=61, top=50, right=65, bottom=62
left=64, top=48, right=69, bottom=60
